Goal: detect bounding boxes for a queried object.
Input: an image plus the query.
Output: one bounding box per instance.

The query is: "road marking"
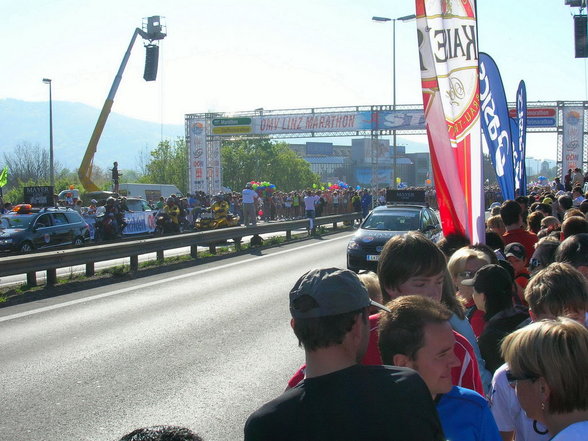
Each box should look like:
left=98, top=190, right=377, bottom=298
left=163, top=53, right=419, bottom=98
left=0, top=233, right=353, bottom=323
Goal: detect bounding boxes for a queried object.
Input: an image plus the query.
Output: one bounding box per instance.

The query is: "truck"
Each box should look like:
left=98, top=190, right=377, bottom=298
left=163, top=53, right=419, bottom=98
left=117, top=183, right=182, bottom=202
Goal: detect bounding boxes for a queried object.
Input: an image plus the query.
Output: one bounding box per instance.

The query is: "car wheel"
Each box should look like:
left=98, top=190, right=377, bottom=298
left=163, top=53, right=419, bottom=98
left=73, top=236, right=84, bottom=247
left=19, top=241, right=34, bottom=253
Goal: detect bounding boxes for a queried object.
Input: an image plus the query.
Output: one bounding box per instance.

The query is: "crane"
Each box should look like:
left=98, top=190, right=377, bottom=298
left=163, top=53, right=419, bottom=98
left=78, top=16, right=167, bottom=192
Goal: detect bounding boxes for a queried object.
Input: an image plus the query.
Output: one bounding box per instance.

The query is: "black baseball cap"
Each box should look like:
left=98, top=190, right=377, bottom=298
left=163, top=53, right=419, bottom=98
left=289, top=268, right=390, bottom=319
left=504, top=242, right=526, bottom=261
left=461, top=264, right=513, bottom=295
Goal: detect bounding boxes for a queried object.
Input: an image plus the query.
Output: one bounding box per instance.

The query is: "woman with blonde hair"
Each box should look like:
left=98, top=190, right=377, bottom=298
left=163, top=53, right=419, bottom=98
left=501, top=319, right=588, bottom=440
left=447, top=247, right=493, bottom=337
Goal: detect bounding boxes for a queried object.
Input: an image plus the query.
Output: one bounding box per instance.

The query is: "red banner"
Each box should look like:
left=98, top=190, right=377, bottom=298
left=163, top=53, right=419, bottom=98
left=416, top=0, right=484, bottom=243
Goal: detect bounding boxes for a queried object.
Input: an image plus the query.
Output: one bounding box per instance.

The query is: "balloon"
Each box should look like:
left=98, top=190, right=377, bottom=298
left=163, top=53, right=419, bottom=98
left=356, top=185, right=361, bottom=190
left=312, top=183, right=317, bottom=188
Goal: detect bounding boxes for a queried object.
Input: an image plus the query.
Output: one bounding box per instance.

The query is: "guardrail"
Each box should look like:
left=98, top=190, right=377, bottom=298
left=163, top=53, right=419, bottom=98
left=0, top=213, right=361, bottom=286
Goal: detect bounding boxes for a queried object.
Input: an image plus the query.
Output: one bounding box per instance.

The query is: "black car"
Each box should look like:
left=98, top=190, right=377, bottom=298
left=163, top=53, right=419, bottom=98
left=0, top=205, right=90, bottom=253
left=346, top=204, right=443, bottom=272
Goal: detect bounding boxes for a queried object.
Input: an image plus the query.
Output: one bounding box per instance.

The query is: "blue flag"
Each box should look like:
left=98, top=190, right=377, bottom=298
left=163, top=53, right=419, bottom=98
left=479, top=53, right=515, bottom=200
left=515, top=81, right=528, bottom=195
left=510, top=118, right=521, bottom=195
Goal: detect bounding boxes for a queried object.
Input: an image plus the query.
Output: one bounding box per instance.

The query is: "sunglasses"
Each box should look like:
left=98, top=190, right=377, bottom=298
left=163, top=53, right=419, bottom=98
left=529, top=258, right=542, bottom=270
left=505, top=369, right=539, bottom=388
left=457, top=270, right=475, bottom=279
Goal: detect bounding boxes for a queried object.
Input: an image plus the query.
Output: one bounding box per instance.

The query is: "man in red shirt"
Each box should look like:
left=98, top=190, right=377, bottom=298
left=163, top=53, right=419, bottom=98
left=500, top=200, right=537, bottom=264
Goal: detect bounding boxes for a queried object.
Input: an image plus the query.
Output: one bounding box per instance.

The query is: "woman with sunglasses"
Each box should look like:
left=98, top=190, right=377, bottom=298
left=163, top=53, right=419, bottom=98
left=501, top=319, right=588, bottom=441
left=447, top=247, right=493, bottom=337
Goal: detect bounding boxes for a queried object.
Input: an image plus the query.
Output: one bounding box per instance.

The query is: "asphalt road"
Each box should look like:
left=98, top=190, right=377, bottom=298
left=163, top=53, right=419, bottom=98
left=0, top=231, right=353, bottom=441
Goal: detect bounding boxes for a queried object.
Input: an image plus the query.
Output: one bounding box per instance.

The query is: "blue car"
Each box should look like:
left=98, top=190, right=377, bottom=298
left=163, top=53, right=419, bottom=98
left=346, top=204, right=443, bottom=273
left=0, top=205, right=90, bottom=253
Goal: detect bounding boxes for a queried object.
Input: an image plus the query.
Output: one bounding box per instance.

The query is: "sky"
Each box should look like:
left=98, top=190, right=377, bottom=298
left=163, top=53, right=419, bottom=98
left=3, top=0, right=587, bottom=161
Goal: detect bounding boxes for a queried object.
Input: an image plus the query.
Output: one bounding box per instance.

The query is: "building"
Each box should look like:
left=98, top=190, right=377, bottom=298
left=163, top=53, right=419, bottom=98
left=287, top=138, right=432, bottom=188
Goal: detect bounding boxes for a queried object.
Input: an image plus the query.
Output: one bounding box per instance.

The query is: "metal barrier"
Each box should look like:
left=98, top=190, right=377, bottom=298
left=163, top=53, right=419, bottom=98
left=0, top=213, right=361, bottom=286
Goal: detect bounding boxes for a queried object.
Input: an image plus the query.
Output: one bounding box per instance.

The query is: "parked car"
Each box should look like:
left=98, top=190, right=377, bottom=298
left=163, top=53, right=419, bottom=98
left=346, top=204, right=443, bottom=272
left=0, top=205, right=90, bottom=253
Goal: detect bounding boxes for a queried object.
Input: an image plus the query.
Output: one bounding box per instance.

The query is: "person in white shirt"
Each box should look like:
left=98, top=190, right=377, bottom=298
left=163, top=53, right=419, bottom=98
left=490, top=263, right=588, bottom=441
left=303, top=190, right=319, bottom=232
left=242, top=183, right=259, bottom=226
left=502, top=318, right=588, bottom=441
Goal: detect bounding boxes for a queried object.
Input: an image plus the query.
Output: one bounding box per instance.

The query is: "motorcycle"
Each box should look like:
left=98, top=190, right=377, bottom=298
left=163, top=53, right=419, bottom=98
left=194, top=206, right=240, bottom=230
left=94, top=213, right=120, bottom=241
left=154, top=211, right=180, bottom=235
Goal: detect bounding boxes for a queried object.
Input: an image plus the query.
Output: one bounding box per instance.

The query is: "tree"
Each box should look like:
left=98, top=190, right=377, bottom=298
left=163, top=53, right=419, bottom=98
left=140, top=138, right=188, bottom=194
left=2, top=142, right=64, bottom=187
left=221, top=138, right=320, bottom=191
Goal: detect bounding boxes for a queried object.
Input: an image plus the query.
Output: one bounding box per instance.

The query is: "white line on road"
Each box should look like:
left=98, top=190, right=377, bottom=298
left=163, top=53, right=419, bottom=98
left=0, top=233, right=353, bottom=323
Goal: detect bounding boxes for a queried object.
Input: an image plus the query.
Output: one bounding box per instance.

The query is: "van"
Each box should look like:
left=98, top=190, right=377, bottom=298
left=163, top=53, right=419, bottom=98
left=117, top=183, right=182, bottom=202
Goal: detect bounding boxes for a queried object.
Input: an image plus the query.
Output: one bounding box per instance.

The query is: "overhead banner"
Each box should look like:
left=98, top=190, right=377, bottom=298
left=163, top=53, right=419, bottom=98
left=561, top=106, right=585, bottom=176
left=208, top=110, right=428, bottom=136
left=515, top=80, right=527, bottom=195
left=208, top=107, right=556, bottom=138
left=416, top=0, right=484, bottom=243
left=479, top=52, right=515, bottom=201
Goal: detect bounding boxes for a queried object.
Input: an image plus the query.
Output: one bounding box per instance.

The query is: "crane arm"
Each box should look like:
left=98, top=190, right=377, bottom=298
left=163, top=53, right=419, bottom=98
left=78, top=28, right=148, bottom=192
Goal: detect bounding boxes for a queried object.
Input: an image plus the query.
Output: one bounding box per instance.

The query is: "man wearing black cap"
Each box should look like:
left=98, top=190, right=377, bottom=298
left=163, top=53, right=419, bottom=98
left=244, top=268, right=444, bottom=441
left=462, top=265, right=528, bottom=374
left=504, top=242, right=530, bottom=295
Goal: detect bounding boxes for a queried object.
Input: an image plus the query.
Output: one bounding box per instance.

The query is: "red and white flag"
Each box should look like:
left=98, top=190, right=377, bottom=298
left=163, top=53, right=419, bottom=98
left=415, top=0, right=484, bottom=243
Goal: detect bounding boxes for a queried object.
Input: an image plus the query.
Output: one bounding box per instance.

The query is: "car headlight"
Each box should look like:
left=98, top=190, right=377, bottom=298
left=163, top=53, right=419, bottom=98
left=347, top=240, right=361, bottom=251
left=0, top=238, right=13, bottom=244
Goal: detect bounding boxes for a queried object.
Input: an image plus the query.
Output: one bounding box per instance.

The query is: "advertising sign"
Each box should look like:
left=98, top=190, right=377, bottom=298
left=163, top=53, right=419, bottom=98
left=189, top=120, right=208, bottom=194
left=84, top=212, right=156, bottom=240
left=386, top=190, right=426, bottom=204
left=515, top=80, right=528, bottom=195
left=211, top=117, right=252, bottom=135
left=206, top=110, right=428, bottom=137
left=479, top=52, right=515, bottom=201
left=24, top=186, right=54, bottom=207
left=561, top=106, right=585, bottom=175
left=508, top=107, right=556, bottom=127
left=416, top=0, right=484, bottom=243
left=363, top=139, right=392, bottom=164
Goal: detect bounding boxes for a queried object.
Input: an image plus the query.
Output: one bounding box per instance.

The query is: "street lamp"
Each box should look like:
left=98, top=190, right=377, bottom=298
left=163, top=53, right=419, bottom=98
left=42, top=78, right=55, bottom=189
left=372, top=14, right=415, bottom=188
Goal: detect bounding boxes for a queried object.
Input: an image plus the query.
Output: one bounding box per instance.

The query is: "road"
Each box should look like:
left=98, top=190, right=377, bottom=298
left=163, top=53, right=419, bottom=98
left=0, top=231, right=353, bottom=441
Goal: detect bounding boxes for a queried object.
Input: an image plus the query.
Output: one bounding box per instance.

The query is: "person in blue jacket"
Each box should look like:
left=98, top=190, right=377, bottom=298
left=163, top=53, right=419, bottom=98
left=379, top=295, right=502, bottom=441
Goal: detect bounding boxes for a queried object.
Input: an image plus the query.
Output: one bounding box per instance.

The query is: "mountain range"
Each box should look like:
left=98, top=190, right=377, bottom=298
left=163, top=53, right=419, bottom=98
left=0, top=98, right=184, bottom=170
left=1, top=98, right=433, bottom=172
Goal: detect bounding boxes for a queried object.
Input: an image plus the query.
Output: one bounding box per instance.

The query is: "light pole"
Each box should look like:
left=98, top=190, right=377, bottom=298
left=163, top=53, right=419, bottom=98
left=42, top=78, right=55, bottom=189
left=372, top=14, right=415, bottom=188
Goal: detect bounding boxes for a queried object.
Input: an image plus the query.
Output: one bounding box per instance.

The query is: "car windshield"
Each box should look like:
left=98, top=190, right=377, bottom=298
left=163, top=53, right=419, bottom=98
left=362, top=211, right=420, bottom=231
left=0, top=214, right=35, bottom=229
left=124, top=199, right=147, bottom=211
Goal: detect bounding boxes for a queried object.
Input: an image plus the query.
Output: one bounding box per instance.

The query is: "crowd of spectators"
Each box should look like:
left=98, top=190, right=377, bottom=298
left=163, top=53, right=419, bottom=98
left=2, top=174, right=588, bottom=439
left=242, top=181, right=588, bottom=440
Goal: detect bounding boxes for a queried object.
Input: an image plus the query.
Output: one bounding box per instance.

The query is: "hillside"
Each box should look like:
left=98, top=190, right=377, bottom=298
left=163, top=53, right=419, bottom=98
left=0, top=98, right=184, bottom=170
